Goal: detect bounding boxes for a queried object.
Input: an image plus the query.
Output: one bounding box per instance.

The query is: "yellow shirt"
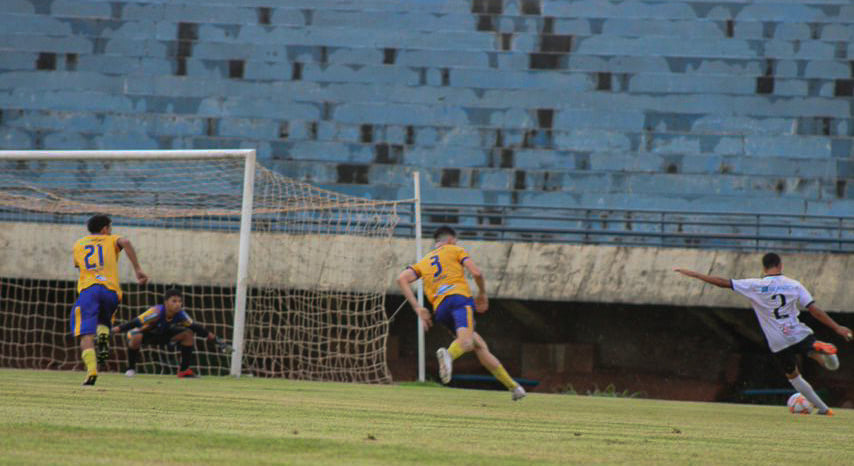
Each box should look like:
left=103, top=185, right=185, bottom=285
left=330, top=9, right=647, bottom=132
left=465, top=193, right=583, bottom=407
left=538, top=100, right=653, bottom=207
left=409, top=244, right=472, bottom=310
left=73, top=234, right=122, bottom=299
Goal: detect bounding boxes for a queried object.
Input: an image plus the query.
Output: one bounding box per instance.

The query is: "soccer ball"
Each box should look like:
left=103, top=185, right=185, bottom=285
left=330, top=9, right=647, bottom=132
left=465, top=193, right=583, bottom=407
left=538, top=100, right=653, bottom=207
left=787, top=393, right=814, bottom=414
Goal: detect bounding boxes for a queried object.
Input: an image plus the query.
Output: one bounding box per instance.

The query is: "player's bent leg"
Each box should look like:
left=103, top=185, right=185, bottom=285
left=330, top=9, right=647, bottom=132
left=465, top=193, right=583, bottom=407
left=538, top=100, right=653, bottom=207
left=472, top=333, right=524, bottom=401
left=437, top=309, right=476, bottom=385
left=175, top=330, right=198, bottom=378
left=812, top=340, right=837, bottom=355
left=808, top=351, right=840, bottom=371
left=125, top=331, right=143, bottom=376
left=71, top=295, right=100, bottom=384
left=94, top=285, right=119, bottom=365
left=95, top=325, right=110, bottom=365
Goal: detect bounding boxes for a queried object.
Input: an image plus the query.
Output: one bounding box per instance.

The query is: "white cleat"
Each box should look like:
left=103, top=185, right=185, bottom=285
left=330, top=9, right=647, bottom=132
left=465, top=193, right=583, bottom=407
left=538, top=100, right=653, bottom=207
left=436, top=348, right=452, bottom=384
left=125, top=369, right=136, bottom=377
left=512, top=385, right=526, bottom=401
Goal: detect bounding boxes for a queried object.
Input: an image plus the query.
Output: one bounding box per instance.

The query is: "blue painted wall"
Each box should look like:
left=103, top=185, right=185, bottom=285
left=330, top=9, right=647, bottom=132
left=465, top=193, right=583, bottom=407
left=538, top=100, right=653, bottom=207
left=1, top=0, right=853, bottom=215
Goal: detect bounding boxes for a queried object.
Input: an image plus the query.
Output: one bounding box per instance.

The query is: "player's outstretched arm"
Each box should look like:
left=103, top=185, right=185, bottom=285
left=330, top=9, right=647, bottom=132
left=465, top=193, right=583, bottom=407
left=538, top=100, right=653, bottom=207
left=117, top=237, right=149, bottom=285
left=187, top=322, right=217, bottom=341
left=112, top=317, right=142, bottom=335
left=396, top=269, right=432, bottom=330
left=807, top=303, right=854, bottom=342
left=112, top=306, right=158, bottom=334
left=672, top=267, right=733, bottom=289
left=463, top=259, right=488, bottom=313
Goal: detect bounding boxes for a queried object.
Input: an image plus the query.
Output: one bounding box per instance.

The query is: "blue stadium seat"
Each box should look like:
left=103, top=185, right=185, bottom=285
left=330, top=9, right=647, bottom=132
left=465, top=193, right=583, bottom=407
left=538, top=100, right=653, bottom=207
left=162, top=4, right=257, bottom=24
left=0, top=52, right=39, bottom=72
left=736, top=4, right=836, bottom=23
left=744, top=135, right=832, bottom=159
left=774, top=23, right=811, bottom=40
left=629, top=74, right=755, bottom=95
left=601, top=18, right=724, bottom=39
left=50, top=0, right=113, bottom=18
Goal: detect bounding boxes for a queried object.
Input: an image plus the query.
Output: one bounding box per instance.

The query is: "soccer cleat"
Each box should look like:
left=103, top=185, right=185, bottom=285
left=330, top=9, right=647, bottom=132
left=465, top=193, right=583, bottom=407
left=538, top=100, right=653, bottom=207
left=816, top=409, right=835, bottom=416
left=436, top=348, right=452, bottom=384
left=81, top=374, right=97, bottom=386
left=512, top=385, right=527, bottom=401
left=812, top=341, right=837, bottom=355
left=125, top=369, right=136, bottom=377
left=177, top=369, right=198, bottom=378
left=96, top=332, right=110, bottom=365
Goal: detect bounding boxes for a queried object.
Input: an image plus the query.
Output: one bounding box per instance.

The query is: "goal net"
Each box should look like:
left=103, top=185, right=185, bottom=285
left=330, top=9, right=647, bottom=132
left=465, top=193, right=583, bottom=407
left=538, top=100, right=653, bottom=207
left=0, top=150, right=404, bottom=383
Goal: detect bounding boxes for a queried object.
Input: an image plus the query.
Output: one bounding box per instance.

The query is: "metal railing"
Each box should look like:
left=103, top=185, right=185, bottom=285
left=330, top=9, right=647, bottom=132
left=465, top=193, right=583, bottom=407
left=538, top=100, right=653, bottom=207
left=396, top=203, right=854, bottom=253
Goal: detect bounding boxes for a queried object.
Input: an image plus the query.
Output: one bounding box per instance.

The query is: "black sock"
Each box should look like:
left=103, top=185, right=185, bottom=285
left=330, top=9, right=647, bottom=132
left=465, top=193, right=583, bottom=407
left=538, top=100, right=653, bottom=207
left=127, top=348, right=140, bottom=371
left=180, top=345, right=194, bottom=371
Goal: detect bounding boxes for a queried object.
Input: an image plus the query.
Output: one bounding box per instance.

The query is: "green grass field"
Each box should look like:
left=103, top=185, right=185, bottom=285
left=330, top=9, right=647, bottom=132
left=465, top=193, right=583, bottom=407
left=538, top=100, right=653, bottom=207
left=1, top=369, right=851, bottom=465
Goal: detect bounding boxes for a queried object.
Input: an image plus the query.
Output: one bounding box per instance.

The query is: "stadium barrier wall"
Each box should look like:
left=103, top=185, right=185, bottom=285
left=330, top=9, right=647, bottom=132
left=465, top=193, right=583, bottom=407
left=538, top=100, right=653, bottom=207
left=3, top=221, right=852, bottom=312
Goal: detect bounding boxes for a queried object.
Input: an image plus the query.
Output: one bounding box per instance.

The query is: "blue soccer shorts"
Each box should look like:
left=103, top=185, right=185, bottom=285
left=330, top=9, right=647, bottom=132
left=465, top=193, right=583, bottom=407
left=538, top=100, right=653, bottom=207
left=434, top=295, right=475, bottom=333
left=70, top=284, right=119, bottom=337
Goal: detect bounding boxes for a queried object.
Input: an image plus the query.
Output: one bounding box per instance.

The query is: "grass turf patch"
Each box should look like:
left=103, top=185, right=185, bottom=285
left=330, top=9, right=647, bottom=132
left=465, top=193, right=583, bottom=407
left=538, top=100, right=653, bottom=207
left=1, top=369, right=852, bottom=465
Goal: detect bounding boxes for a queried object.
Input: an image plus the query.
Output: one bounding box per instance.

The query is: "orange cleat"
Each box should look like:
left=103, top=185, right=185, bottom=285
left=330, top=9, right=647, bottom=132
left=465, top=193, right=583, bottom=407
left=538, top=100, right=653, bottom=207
left=177, top=369, right=197, bottom=378
left=812, top=341, right=837, bottom=355
left=816, top=409, right=835, bottom=416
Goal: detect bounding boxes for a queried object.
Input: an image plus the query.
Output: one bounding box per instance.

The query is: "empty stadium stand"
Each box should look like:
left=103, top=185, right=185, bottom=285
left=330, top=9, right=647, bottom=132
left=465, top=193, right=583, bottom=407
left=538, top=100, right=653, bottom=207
left=1, top=0, right=852, bottom=233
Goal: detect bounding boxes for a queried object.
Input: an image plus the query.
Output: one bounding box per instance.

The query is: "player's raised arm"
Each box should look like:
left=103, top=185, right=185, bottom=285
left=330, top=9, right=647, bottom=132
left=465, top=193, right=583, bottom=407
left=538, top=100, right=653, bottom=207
left=116, top=237, right=149, bottom=285
left=806, top=303, right=854, bottom=342
left=463, top=258, right=488, bottom=313
left=672, top=267, right=733, bottom=289
left=396, top=268, right=432, bottom=331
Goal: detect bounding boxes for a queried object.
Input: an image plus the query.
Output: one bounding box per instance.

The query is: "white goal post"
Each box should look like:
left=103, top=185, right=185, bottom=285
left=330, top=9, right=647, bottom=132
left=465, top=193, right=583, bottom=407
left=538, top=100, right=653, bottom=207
left=0, top=149, right=409, bottom=382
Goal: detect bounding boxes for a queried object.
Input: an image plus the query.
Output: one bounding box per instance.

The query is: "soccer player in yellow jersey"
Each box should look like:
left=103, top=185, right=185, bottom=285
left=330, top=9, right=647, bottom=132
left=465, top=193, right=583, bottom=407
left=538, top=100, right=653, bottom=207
left=397, top=226, right=526, bottom=401
left=71, top=214, right=148, bottom=386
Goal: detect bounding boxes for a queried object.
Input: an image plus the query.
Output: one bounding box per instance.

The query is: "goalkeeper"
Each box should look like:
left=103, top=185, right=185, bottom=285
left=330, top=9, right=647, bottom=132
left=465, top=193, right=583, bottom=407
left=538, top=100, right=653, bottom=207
left=111, top=288, right=222, bottom=378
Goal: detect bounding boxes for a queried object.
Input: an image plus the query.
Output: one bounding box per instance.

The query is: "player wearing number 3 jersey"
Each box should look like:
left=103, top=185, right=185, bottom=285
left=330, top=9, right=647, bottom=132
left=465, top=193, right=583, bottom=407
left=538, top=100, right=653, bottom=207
left=71, top=214, right=149, bottom=386
left=397, top=226, right=525, bottom=401
left=674, top=253, right=852, bottom=415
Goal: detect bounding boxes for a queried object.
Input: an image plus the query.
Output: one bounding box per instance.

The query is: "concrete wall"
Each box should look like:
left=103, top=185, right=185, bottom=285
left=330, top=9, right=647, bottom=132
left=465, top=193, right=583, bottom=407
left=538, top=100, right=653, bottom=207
left=0, top=221, right=395, bottom=293
left=4, top=220, right=852, bottom=311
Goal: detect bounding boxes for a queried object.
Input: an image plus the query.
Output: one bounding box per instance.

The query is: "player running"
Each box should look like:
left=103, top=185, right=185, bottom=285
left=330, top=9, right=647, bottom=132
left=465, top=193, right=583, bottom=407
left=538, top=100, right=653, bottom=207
left=674, top=252, right=852, bottom=415
left=72, top=214, right=148, bottom=386
left=112, top=288, right=222, bottom=378
left=396, top=226, right=526, bottom=401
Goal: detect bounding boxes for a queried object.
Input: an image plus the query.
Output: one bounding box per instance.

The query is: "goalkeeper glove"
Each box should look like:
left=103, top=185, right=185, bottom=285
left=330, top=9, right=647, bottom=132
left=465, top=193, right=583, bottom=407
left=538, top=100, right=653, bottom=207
left=215, top=337, right=233, bottom=354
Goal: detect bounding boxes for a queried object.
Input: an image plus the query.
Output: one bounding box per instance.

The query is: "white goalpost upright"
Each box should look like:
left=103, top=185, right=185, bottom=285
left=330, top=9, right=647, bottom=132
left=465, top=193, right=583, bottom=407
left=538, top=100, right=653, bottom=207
left=0, top=149, right=405, bottom=383
left=231, top=149, right=255, bottom=377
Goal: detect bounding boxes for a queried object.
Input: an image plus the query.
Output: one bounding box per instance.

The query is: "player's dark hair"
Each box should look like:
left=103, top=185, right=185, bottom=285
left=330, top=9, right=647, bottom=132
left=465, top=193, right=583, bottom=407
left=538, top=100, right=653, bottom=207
left=87, top=214, right=111, bottom=234
left=433, top=226, right=457, bottom=241
left=164, top=288, right=183, bottom=302
left=762, top=252, right=781, bottom=270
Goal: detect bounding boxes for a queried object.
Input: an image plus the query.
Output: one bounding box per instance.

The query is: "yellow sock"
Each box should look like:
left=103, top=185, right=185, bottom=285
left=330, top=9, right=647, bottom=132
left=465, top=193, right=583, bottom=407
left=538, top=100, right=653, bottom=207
left=448, top=341, right=465, bottom=360
left=96, top=325, right=109, bottom=337
left=82, top=348, right=97, bottom=376
left=489, top=365, right=518, bottom=390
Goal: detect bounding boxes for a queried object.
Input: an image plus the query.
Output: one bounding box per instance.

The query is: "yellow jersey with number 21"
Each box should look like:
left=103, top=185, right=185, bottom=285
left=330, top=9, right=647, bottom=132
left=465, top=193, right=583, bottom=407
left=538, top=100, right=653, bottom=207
left=72, top=234, right=123, bottom=299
